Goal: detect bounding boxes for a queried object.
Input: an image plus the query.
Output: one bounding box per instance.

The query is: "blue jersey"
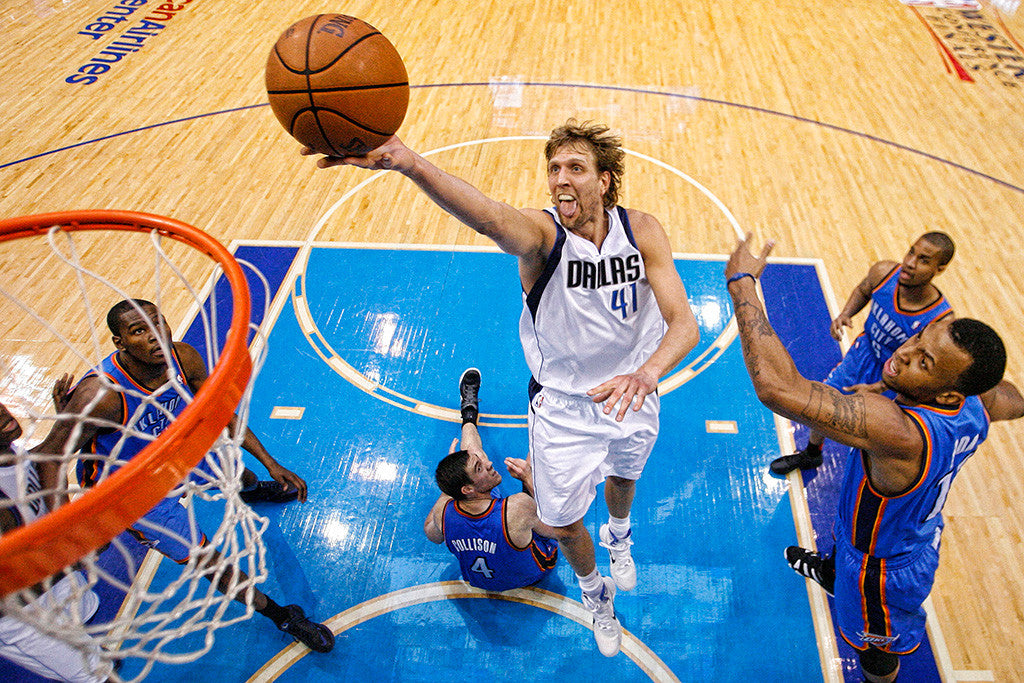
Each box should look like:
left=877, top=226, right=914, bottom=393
left=80, top=349, right=193, bottom=486
left=835, top=395, right=990, bottom=561
left=863, top=265, right=951, bottom=362
left=442, top=496, right=558, bottom=591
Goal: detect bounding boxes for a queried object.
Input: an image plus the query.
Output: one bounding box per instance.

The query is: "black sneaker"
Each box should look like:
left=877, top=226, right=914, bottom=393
left=769, top=448, right=823, bottom=476
left=240, top=480, right=299, bottom=504
left=459, top=368, right=481, bottom=424
left=278, top=604, right=335, bottom=653
left=785, top=546, right=835, bottom=596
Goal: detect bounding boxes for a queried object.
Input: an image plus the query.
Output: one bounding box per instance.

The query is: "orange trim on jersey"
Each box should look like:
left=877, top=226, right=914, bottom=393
left=500, top=498, right=530, bottom=551
left=869, top=499, right=886, bottom=554
left=879, top=558, right=892, bottom=642
left=858, top=555, right=870, bottom=626
left=858, top=406, right=940, bottom=506
left=839, top=630, right=868, bottom=652
left=452, top=498, right=496, bottom=519
left=839, top=629, right=922, bottom=656
left=900, top=410, right=934, bottom=499
left=79, top=372, right=129, bottom=488
left=113, top=385, right=129, bottom=429
left=850, top=478, right=887, bottom=552
left=498, top=498, right=556, bottom=569
left=850, top=480, right=865, bottom=547
left=109, top=353, right=152, bottom=394
left=878, top=265, right=949, bottom=316
left=910, top=400, right=962, bottom=417
left=858, top=556, right=893, bottom=640
left=911, top=396, right=991, bottom=433
left=871, top=265, right=900, bottom=296
left=530, top=540, right=558, bottom=571
left=893, top=289, right=948, bottom=317
left=109, top=345, right=189, bottom=396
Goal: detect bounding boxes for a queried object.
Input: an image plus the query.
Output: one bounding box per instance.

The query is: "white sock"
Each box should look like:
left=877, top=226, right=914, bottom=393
left=577, top=568, right=603, bottom=597
left=608, top=514, right=631, bottom=539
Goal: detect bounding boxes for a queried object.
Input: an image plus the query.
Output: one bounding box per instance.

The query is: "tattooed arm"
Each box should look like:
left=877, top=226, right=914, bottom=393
left=724, top=235, right=923, bottom=475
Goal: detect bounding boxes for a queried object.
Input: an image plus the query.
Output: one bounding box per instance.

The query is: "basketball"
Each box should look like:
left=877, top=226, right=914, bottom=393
left=265, top=15, right=409, bottom=157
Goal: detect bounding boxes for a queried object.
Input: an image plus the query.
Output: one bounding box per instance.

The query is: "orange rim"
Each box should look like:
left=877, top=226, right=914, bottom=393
left=0, top=210, right=252, bottom=596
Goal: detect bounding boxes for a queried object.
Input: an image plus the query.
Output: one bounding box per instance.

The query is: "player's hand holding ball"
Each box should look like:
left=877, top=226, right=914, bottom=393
left=266, top=15, right=409, bottom=158
left=300, top=135, right=413, bottom=172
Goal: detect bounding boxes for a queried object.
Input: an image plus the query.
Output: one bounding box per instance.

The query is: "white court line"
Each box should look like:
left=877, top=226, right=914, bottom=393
left=776, top=411, right=843, bottom=683
left=247, top=582, right=680, bottom=683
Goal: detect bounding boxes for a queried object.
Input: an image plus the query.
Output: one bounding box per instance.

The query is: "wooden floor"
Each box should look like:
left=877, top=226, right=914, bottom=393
left=2, top=0, right=1023, bottom=679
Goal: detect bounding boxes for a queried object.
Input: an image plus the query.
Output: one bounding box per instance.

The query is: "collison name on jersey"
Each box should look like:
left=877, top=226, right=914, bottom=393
left=566, top=254, right=641, bottom=290
left=448, top=537, right=498, bottom=554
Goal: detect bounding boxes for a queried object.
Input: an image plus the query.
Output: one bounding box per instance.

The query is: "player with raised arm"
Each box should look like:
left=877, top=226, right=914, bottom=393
left=771, top=233, right=955, bottom=475
left=725, top=234, right=1023, bottom=683
left=312, top=121, right=700, bottom=656
left=33, top=300, right=334, bottom=654
left=425, top=369, right=558, bottom=591
left=49, top=301, right=307, bottom=505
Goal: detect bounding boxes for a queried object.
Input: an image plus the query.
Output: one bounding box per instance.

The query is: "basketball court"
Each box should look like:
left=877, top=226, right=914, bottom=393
left=104, top=245, right=837, bottom=682
left=2, top=0, right=1024, bottom=681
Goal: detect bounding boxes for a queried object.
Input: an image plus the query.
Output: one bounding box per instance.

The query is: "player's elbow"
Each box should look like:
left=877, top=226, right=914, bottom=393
left=684, top=323, right=700, bottom=353
left=423, top=519, right=443, bottom=544
left=749, top=376, right=793, bottom=413
left=751, top=382, right=782, bottom=409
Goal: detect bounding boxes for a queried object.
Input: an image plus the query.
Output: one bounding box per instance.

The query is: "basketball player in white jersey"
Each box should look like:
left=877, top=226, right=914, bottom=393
left=0, top=401, right=111, bottom=683
left=308, top=120, right=700, bottom=656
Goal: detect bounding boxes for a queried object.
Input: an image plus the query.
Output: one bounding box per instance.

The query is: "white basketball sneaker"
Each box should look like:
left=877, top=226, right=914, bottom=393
left=599, top=523, right=637, bottom=591
left=581, top=576, right=621, bottom=657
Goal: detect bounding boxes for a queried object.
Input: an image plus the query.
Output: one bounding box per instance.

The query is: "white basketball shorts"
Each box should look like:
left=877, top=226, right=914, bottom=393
left=528, top=385, right=659, bottom=527
left=0, top=572, right=109, bottom=683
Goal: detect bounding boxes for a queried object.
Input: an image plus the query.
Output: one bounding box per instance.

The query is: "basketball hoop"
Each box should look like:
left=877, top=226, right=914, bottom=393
left=0, top=210, right=269, bottom=680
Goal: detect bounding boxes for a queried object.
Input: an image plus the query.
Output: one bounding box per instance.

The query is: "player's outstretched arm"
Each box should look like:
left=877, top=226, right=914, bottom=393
left=306, top=136, right=552, bottom=260
left=725, top=234, right=922, bottom=462
left=504, top=457, right=558, bottom=539
left=844, top=381, right=887, bottom=395
left=505, top=492, right=558, bottom=541
left=32, top=376, right=121, bottom=509
left=504, top=456, right=534, bottom=497
left=235, top=426, right=308, bottom=502
left=52, top=373, right=74, bottom=413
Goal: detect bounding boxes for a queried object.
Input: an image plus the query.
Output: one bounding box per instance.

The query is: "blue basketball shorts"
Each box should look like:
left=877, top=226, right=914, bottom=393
left=127, top=496, right=208, bottom=563
left=834, top=536, right=939, bottom=654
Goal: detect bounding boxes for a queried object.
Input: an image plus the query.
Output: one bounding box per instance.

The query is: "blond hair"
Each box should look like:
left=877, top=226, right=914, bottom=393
left=545, top=119, right=625, bottom=208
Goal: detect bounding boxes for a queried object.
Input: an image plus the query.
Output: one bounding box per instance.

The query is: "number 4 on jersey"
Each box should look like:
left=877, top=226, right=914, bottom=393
left=470, top=556, right=494, bottom=579
left=611, top=282, right=638, bottom=320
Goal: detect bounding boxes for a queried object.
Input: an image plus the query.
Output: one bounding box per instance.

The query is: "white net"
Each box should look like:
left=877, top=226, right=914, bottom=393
left=0, top=220, right=270, bottom=681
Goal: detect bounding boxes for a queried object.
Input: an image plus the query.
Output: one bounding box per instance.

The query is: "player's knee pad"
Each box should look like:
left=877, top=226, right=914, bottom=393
left=859, top=646, right=899, bottom=678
